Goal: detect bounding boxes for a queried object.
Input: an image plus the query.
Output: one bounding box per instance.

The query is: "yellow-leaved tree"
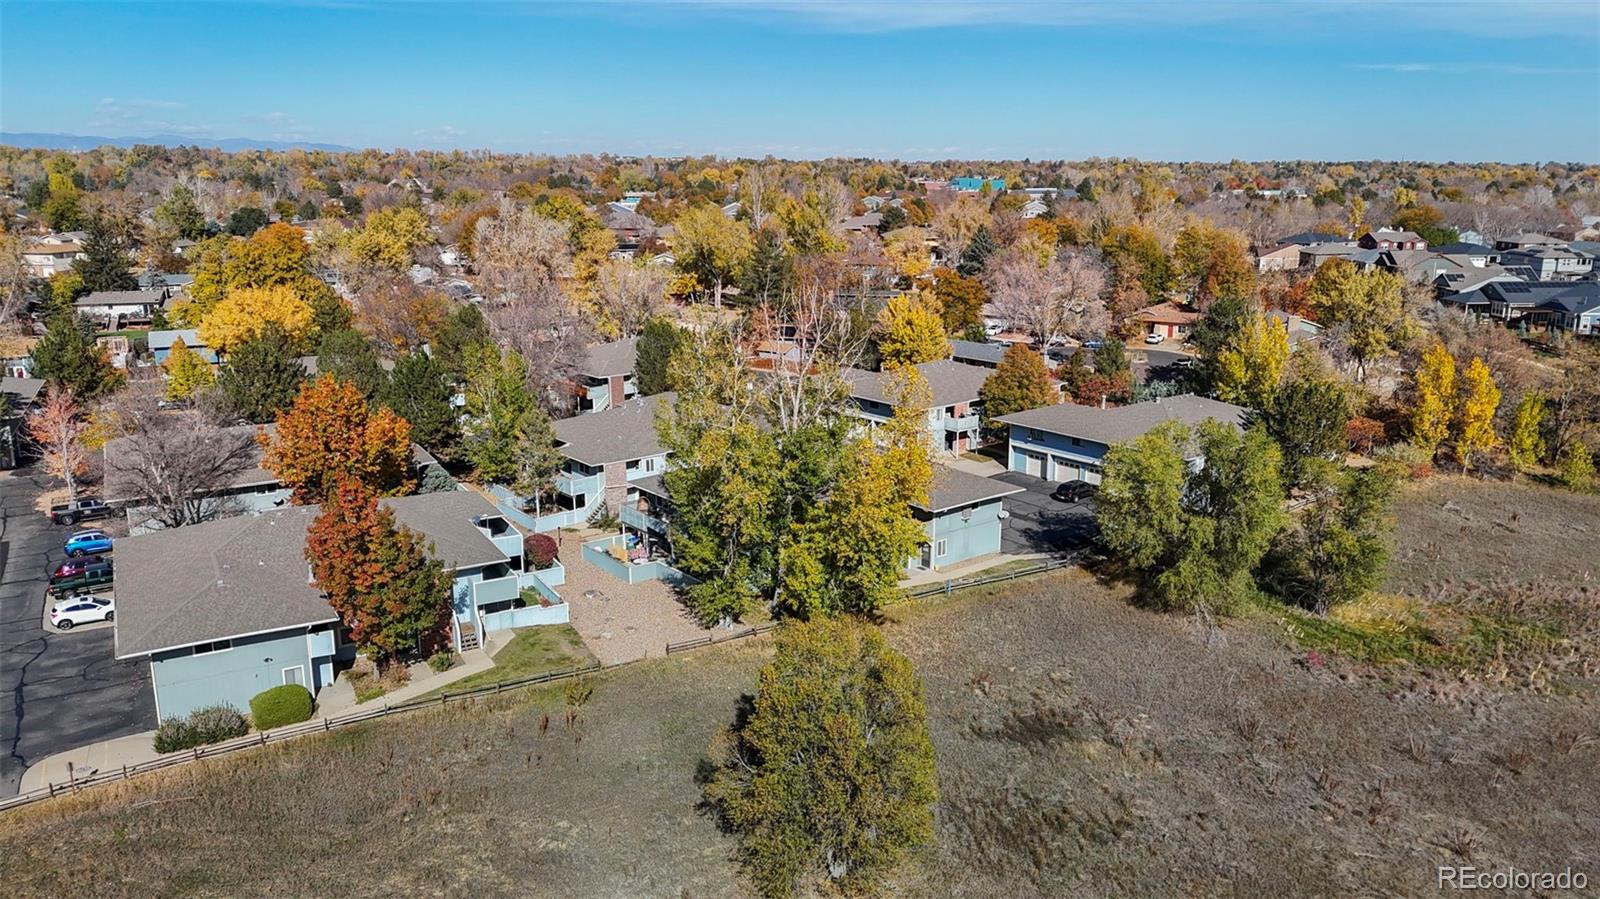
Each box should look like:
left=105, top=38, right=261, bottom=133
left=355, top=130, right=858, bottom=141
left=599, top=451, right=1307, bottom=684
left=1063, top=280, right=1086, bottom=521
left=163, top=337, right=214, bottom=400
left=1506, top=391, right=1546, bottom=474
left=1411, top=342, right=1455, bottom=456
left=346, top=206, right=431, bottom=270
left=875, top=292, right=950, bottom=368
left=1213, top=311, right=1289, bottom=409
left=883, top=227, right=932, bottom=281
left=199, top=285, right=315, bottom=354
left=1454, top=356, right=1500, bottom=469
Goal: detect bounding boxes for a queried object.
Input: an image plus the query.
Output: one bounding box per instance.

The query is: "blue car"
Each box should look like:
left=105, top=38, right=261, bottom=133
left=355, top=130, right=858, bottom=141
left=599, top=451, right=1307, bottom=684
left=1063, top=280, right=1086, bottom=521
left=64, top=530, right=113, bottom=557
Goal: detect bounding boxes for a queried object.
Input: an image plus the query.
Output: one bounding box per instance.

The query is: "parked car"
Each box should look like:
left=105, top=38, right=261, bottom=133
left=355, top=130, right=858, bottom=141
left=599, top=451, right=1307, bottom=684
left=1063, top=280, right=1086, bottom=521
left=1051, top=480, right=1098, bottom=503
left=50, top=595, right=114, bottom=630
left=1173, top=356, right=1196, bottom=368
left=49, top=560, right=114, bottom=597
left=49, top=497, right=111, bottom=526
left=1144, top=332, right=1166, bottom=345
left=51, top=556, right=106, bottom=580
left=64, top=530, right=113, bottom=557
left=1082, top=338, right=1105, bottom=350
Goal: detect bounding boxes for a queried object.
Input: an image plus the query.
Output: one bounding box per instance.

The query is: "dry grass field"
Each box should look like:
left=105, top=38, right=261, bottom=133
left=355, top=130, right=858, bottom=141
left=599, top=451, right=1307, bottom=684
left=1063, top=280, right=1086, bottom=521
left=2, top=477, right=1596, bottom=897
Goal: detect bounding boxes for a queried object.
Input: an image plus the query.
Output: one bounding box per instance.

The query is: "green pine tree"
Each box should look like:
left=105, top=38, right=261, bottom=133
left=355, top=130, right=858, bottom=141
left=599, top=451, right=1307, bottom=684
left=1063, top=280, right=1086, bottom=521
left=218, top=326, right=306, bottom=423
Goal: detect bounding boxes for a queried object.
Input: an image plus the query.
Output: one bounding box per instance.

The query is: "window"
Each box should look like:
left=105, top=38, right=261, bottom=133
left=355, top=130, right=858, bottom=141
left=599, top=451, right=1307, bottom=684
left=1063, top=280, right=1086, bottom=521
left=1070, top=437, right=1082, bottom=447
left=192, top=639, right=233, bottom=655
left=935, top=539, right=948, bottom=558
left=642, top=456, right=660, bottom=473
left=1027, top=428, right=1043, bottom=441
left=282, top=665, right=306, bottom=687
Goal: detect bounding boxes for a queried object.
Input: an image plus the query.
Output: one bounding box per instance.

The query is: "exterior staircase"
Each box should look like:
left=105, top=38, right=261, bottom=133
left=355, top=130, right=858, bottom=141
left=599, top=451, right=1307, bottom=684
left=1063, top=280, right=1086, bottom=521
left=458, top=621, right=481, bottom=652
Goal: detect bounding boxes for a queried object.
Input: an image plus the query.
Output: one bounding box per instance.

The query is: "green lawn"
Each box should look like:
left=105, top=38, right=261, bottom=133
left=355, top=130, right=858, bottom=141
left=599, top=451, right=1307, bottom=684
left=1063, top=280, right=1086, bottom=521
left=419, top=625, right=595, bottom=698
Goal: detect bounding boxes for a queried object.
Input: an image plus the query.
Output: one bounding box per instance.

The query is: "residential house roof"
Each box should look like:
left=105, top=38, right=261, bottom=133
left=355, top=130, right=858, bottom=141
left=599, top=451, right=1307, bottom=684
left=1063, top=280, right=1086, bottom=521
left=137, top=272, right=196, bottom=290
left=913, top=466, right=1025, bottom=514
left=22, top=242, right=83, bottom=257
left=1535, top=283, right=1600, bottom=316
left=996, top=394, right=1248, bottom=445
left=76, top=289, right=166, bottom=308
left=1360, top=228, right=1425, bottom=244
left=113, top=505, right=335, bottom=658
left=838, top=213, right=883, bottom=232
left=383, top=490, right=510, bottom=571
left=1275, top=231, right=1349, bottom=246
left=1499, top=232, right=1563, bottom=247
left=1431, top=241, right=1496, bottom=257
left=580, top=337, right=639, bottom=378
left=844, top=360, right=991, bottom=409
left=147, top=328, right=219, bottom=363
left=552, top=392, right=672, bottom=465
left=631, top=473, right=669, bottom=500
left=1134, top=301, right=1201, bottom=325
left=102, top=422, right=279, bottom=505
left=0, top=376, right=44, bottom=405
left=1434, top=264, right=1521, bottom=294
left=948, top=339, right=1007, bottom=366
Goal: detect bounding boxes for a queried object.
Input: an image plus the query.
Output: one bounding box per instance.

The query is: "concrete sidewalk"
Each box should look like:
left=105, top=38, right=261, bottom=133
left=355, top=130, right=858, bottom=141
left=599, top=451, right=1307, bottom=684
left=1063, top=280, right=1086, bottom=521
left=898, top=552, right=1052, bottom=590
left=19, top=730, right=160, bottom=792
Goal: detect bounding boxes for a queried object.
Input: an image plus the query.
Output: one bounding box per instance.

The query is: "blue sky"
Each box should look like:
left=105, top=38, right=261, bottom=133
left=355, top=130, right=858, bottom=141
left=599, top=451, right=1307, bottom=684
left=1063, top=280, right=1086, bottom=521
left=2, top=1, right=1597, bottom=161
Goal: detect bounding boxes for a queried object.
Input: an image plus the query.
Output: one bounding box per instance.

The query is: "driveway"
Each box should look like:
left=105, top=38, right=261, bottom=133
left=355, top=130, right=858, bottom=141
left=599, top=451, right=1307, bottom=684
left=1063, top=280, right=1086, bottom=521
left=990, top=470, right=1099, bottom=557
left=0, top=468, right=155, bottom=795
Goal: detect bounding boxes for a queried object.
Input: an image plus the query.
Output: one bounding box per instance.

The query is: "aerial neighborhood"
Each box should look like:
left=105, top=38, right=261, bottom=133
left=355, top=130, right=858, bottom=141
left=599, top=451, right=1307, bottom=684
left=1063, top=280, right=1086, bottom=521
left=0, top=141, right=1597, bottom=895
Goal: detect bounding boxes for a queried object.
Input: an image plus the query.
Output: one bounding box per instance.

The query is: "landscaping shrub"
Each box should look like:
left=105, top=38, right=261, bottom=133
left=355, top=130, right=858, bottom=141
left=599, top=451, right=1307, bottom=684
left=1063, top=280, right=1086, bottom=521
left=428, top=650, right=456, bottom=673
left=153, top=704, right=248, bottom=753
left=524, top=533, right=559, bottom=569
left=249, top=684, right=314, bottom=730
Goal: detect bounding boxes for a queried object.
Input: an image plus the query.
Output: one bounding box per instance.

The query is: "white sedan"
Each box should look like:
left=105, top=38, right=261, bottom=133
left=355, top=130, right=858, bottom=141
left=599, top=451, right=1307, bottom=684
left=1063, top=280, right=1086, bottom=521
left=1144, top=332, right=1166, bottom=345
left=50, top=595, right=114, bottom=630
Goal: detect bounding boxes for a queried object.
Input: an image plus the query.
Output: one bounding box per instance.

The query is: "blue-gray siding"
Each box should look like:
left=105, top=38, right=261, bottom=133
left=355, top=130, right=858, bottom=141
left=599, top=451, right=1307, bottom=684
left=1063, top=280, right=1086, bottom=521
left=150, top=628, right=333, bottom=720
left=916, top=499, right=1005, bottom=569
left=1007, top=424, right=1109, bottom=483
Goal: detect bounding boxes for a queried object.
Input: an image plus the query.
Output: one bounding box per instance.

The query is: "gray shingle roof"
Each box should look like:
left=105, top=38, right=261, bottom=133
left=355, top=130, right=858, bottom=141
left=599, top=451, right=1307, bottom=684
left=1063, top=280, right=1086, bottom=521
left=553, top=392, right=672, bottom=465
left=949, top=339, right=1007, bottom=366
left=102, top=422, right=278, bottom=505
left=383, top=491, right=509, bottom=571
left=996, top=395, right=1247, bottom=446
left=114, top=505, right=335, bottom=658
left=76, top=289, right=166, bottom=307
left=0, top=376, right=44, bottom=405
left=845, top=360, right=991, bottom=408
left=114, top=490, right=511, bottom=658
left=581, top=337, right=639, bottom=377
left=914, top=465, right=1024, bottom=514
left=631, top=473, right=669, bottom=500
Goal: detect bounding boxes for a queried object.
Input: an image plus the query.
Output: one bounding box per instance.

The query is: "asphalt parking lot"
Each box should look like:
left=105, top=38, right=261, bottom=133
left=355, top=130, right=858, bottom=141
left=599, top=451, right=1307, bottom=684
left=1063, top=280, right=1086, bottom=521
left=991, top=470, right=1099, bottom=556
left=0, top=468, right=154, bottom=795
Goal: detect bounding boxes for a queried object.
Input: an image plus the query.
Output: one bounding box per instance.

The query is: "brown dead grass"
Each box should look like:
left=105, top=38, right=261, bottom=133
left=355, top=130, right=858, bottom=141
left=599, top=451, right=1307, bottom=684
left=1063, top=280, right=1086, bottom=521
left=2, top=477, right=1596, bottom=897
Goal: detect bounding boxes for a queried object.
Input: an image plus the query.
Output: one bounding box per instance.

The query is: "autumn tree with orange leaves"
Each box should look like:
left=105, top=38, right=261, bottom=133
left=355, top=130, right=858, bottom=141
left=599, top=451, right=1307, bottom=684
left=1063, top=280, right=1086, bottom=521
left=306, top=480, right=452, bottom=661
left=26, top=387, right=90, bottom=501
left=261, top=375, right=414, bottom=503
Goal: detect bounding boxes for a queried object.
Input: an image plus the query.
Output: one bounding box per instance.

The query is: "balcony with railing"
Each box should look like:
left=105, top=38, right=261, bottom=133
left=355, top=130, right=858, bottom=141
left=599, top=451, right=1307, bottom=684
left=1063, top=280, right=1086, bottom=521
left=620, top=505, right=669, bottom=534
left=942, top=412, right=981, bottom=432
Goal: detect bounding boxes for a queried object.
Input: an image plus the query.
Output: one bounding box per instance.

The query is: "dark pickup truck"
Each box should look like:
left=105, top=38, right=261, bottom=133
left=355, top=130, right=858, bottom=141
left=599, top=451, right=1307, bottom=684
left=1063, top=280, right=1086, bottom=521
left=48, top=560, right=114, bottom=598
left=50, top=497, right=112, bottom=526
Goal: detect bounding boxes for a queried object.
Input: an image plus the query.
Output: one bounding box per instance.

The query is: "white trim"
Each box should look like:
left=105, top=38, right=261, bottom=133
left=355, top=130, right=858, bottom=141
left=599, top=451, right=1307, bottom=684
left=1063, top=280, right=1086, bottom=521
left=282, top=664, right=306, bottom=687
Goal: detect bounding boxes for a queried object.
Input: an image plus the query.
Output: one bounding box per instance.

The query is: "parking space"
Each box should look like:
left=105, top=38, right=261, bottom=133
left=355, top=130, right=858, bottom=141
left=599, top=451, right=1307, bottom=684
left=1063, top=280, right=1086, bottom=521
left=990, top=470, right=1099, bottom=557
left=0, top=468, right=154, bottom=796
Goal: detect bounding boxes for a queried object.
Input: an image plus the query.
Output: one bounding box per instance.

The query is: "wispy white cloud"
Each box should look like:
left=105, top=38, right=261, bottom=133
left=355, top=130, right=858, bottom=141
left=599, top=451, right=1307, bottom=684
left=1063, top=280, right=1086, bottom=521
left=413, top=124, right=465, bottom=142
left=614, top=0, right=1597, bottom=37
left=1352, top=62, right=1595, bottom=75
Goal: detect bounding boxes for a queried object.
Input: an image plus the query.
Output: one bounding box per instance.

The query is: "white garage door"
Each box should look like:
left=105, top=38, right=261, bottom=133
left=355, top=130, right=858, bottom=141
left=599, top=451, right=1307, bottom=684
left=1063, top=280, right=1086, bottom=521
left=1023, top=452, right=1044, bottom=477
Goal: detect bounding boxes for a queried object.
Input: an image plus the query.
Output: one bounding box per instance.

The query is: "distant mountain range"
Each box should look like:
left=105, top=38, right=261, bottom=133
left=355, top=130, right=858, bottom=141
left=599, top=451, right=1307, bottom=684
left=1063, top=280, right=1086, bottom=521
left=0, top=132, right=356, bottom=153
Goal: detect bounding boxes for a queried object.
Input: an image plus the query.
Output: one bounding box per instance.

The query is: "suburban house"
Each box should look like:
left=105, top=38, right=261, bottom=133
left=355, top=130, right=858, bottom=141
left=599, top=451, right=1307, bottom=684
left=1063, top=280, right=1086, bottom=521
left=1496, top=244, right=1593, bottom=281
left=1357, top=228, right=1427, bottom=251
left=1494, top=232, right=1564, bottom=251
left=495, top=392, right=673, bottom=532
left=1480, top=281, right=1586, bottom=323
left=1526, top=283, right=1600, bottom=337
left=0, top=376, right=44, bottom=468
left=1254, top=243, right=1303, bottom=272
left=950, top=176, right=1007, bottom=192
left=572, top=337, right=638, bottom=414
left=1266, top=310, right=1324, bottom=350
left=148, top=329, right=218, bottom=365
left=1298, top=244, right=1364, bottom=268
left=1134, top=301, right=1201, bottom=342
left=997, top=394, right=1248, bottom=485
left=909, top=466, right=1024, bottom=572
left=0, top=333, right=37, bottom=378
left=22, top=241, right=85, bottom=277
left=843, top=360, right=991, bottom=456
left=74, top=289, right=167, bottom=328
left=1431, top=242, right=1499, bottom=266
left=113, top=490, right=566, bottom=720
